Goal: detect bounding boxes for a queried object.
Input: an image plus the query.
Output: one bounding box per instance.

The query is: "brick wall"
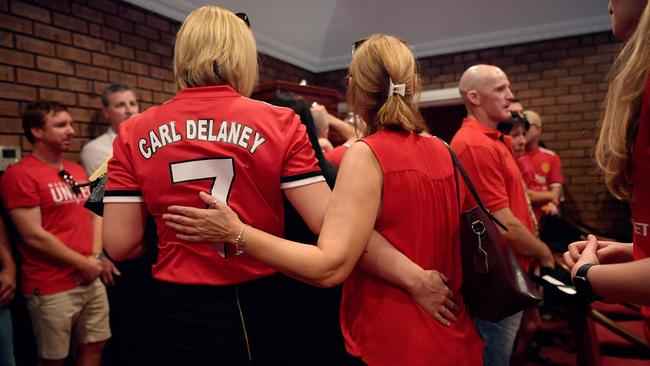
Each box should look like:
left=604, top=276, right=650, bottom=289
left=318, top=32, right=629, bottom=237
left=259, top=53, right=315, bottom=85
left=0, top=0, right=314, bottom=160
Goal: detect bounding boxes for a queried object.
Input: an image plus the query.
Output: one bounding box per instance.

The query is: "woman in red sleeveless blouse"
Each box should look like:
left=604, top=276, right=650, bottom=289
left=164, top=34, right=483, bottom=365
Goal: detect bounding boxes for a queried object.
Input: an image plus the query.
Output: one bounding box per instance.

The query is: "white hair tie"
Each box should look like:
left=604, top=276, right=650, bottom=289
left=388, top=78, right=406, bottom=97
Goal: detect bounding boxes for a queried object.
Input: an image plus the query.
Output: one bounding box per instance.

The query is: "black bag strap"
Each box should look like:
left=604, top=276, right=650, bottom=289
left=436, top=137, right=508, bottom=232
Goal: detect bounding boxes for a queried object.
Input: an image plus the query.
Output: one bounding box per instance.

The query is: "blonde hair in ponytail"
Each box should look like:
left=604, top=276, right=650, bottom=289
left=596, top=2, right=650, bottom=200
left=347, top=34, right=427, bottom=135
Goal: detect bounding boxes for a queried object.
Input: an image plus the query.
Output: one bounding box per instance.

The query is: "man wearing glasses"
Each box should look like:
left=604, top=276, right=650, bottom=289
left=0, top=101, right=110, bottom=366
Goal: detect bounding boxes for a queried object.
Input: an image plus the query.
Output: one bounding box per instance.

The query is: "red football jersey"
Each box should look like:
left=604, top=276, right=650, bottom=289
left=516, top=154, right=543, bottom=191
left=1, top=155, right=93, bottom=295
left=451, top=118, right=535, bottom=271
left=105, top=85, right=323, bottom=286
left=525, top=146, right=563, bottom=190
left=525, top=146, right=564, bottom=220
left=340, top=130, right=483, bottom=366
left=631, top=74, right=650, bottom=342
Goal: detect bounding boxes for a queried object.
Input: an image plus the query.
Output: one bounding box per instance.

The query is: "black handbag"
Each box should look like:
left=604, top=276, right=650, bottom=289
left=82, top=173, right=107, bottom=216
left=439, top=138, right=542, bottom=322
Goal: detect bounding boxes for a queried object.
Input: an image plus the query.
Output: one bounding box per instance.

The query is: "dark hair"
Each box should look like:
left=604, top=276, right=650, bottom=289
left=269, top=92, right=338, bottom=243
left=270, top=92, right=337, bottom=187
left=497, top=111, right=530, bottom=134
left=22, top=100, right=67, bottom=143
left=101, top=83, right=134, bottom=107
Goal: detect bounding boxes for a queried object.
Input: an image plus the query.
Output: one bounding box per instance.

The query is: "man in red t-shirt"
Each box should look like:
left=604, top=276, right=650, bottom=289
left=1, top=101, right=110, bottom=365
left=524, top=110, right=564, bottom=222
left=451, top=65, right=554, bottom=366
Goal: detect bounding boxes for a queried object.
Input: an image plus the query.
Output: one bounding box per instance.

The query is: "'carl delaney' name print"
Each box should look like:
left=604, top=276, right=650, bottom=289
left=138, top=120, right=267, bottom=159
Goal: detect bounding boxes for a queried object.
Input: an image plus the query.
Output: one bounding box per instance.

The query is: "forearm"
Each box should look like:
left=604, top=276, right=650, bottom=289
left=0, top=231, right=15, bottom=274
left=328, top=115, right=357, bottom=140
left=599, top=241, right=634, bottom=264
left=0, top=216, right=14, bottom=268
left=527, top=190, right=554, bottom=205
left=550, top=185, right=562, bottom=204
left=358, top=231, right=423, bottom=292
left=22, top=230, right=88, bottom=268
left=502, top=219, right=551, bottom=260
left=241, top=226, right=352, bottom=287
left=588, top=259, right=650, bottom=304
left=92, top=214, right=103, bottom=254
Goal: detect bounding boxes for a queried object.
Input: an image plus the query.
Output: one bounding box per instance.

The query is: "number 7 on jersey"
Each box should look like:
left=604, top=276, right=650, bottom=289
left=170, top=158, right=235, bottom=257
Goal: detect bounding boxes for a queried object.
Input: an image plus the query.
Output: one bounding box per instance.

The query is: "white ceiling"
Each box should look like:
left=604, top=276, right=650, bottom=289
left=127, top=0, right=612, bottom=73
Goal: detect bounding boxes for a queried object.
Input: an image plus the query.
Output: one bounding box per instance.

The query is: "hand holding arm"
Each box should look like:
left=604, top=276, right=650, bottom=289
left=166, top=142, right=380, bottom=287
left=564, top=236, right=633, bottom=269
left=566, top=235, right=650, bottom=304
left=359, top=232, right=457, bottom=325
left=165, top=191, right=244, bottom=243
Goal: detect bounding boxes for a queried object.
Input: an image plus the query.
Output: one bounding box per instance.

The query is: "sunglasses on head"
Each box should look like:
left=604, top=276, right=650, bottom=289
left=351, top=37, right=409, bottom=56
left=236, top=12, right=251, bottom=28
left=352, top=39, right=366, bottom=56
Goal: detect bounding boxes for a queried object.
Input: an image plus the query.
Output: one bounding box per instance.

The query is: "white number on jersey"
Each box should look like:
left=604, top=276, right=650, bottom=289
left=170, top=158, right=235, bottom=257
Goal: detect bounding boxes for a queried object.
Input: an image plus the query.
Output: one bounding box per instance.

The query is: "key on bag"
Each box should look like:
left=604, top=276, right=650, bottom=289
left=471, top=220, right=489, bottom=274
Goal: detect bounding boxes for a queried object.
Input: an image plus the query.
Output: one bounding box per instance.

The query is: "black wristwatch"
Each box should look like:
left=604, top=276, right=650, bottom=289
left=572, top=263, right=603, bottom=302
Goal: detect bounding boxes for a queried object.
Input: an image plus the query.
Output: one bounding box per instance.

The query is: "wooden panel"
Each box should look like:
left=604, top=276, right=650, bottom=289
left=252, top=80, right=343, bottom=115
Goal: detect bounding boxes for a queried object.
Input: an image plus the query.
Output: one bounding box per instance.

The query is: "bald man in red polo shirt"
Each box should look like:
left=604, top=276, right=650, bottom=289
left=451, top=64, right=554, bottom=366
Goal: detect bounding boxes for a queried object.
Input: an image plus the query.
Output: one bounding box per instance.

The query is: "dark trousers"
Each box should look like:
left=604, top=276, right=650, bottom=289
left=103, top=255, right=155, bottom=366
left=153, top=274, right=357, bottom=366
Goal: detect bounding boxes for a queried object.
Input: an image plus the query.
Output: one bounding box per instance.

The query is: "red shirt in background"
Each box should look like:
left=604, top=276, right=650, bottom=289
left=516, top=154, right=543, bottom=191
left=525, top=146, right=564, bottom=220
left=451, top=118, right=535, bottom=271
left=1, top=155, right=93, bottom=295
left=525, top=146, right=564, bottom=190
left=105, top=85, right=323, bottom=286
left=323, top=143, right=349, bottom=166
left=340, top=130, right=482, bottom=366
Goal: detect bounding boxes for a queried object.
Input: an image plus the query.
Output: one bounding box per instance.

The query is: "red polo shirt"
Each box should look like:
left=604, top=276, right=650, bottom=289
left=451, top=118, right=535, bottom=270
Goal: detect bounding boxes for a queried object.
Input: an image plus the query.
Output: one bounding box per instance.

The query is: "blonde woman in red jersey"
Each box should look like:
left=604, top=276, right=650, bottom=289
left=564, top=0, right=650, bottom=342
left=165, top=34, right=483, bottom=365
